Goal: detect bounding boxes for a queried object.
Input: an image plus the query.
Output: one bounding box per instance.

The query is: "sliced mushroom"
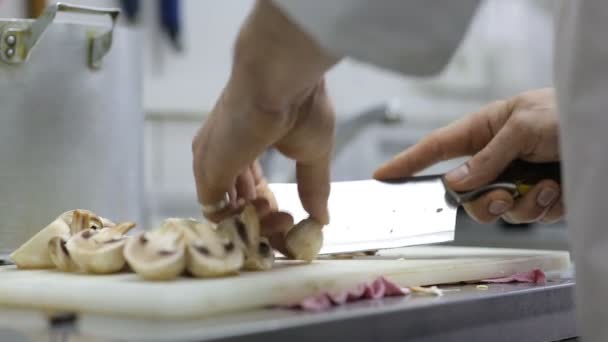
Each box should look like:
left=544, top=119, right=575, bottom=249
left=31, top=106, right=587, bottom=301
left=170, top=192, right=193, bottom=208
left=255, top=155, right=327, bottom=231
left=185, top=219, right=244, bottom=278
left=48, top=237, right=79, bottom=272
left=124, top=219, right=187, bottom=280
left=217, top=205, right=261, bottom=250
left=66, top=222, right=136, bottom=274
left=284, top=218, right=324, bottom=262
left=9, top=209, right=105, bottom=269
left=60, top=209, right=113, bottom=231
left=243, top=237, right=274, bottom=271
left=216, top=204, right=276, bottom=271
left=10, top=216, right=70, bottom=269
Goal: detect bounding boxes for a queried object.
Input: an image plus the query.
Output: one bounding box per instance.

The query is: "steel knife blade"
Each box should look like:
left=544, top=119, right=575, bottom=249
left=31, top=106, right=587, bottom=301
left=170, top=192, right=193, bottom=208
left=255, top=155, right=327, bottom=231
left=269, top=160, right=561, bottom=255
left=269, top=175, right=457, bottom=255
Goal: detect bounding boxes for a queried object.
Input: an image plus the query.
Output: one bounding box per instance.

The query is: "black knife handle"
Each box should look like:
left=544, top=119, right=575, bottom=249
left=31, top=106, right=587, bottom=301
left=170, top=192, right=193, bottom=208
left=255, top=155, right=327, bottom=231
left=444, top=160, right=562, bottom=206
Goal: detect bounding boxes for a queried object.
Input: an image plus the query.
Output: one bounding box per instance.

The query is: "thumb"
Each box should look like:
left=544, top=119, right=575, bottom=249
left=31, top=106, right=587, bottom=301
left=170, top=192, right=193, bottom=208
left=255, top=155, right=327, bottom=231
left=445, top=123, right=522, bottom=191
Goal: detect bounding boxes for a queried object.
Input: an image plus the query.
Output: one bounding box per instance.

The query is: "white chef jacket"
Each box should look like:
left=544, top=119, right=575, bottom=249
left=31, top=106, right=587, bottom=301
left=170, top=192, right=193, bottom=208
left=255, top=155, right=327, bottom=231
left=273, top=0, right=607, bottom=340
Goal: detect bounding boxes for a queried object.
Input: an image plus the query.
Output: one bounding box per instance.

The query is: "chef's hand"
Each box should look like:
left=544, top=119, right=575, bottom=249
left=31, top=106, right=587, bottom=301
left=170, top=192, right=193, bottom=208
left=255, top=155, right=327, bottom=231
left=374, top=88, right=563, bottom=224
left=192, top=0, right=337, bottom=237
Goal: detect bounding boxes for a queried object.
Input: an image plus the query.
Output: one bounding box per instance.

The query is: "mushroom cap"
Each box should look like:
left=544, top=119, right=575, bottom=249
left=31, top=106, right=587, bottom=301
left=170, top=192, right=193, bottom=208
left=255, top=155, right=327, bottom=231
left=10, top=209, right=117, bottom=270
left=285, top=218, right=324, bottom=262
left=67, top=222, right=136, bottom=274
left=185, top=219, right=244, bottom=278
left=10, top=217, right=70, bottom=269
left=123, top=220, right=187, bottom=281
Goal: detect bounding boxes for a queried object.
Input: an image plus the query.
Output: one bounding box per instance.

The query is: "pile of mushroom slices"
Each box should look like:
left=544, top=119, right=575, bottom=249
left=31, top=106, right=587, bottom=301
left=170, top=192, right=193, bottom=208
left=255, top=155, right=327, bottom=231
left=124, top=204, right=325, bottom=280
left=10, top=209, right=135, bottom=274
left=9, top=205, right=325, bottom=280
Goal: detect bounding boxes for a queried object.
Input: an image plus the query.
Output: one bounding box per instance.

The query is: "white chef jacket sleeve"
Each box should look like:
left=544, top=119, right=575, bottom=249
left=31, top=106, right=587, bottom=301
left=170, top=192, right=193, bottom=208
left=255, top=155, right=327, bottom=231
left=555, top=1, right=608, bottom=341
left=272, top=0, right=480, bottom=76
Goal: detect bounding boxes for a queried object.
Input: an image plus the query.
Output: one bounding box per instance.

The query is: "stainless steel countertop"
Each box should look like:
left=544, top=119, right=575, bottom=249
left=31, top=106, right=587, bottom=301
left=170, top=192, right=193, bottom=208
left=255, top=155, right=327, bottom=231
left=0, top=276, right=577, bottom=342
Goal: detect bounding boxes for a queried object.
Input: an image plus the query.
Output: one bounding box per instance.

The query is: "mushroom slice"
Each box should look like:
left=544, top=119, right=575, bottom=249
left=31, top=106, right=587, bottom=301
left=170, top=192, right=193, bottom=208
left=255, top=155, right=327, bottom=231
left=48, top=237, right=79, bottom=272
left=10, top=209, right=113, bottom=269
left=185, top=220, right=244, bottom=278
left=216, top=204, right=275, bottom=271
left=243, top=237, right=274, bottom=271
left=285, top=218, right=324, bottom=262
left=124, top=220, right=187, bottom=280
left=10, top=215, right=71, bottom=269
left=217, top=205, right=261, bottom=250
left=67, top=222, right=136, bottom=274
left=68, top=209, right=102, bottom=235
left=59, top=209, right=111, bottom=231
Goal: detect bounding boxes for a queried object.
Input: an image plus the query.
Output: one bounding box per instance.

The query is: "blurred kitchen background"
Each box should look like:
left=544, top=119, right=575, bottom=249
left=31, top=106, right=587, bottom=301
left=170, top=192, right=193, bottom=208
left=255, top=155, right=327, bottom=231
left=1, top=0, right=568, bottom=250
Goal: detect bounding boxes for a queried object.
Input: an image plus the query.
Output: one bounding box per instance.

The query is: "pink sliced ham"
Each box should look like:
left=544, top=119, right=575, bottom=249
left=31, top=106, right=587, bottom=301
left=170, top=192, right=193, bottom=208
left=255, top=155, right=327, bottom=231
left=481, top=269, right=546, bottom=285
left=293, top=276, right=410, bottom=312
left=288, top=269, right=547, bottom=312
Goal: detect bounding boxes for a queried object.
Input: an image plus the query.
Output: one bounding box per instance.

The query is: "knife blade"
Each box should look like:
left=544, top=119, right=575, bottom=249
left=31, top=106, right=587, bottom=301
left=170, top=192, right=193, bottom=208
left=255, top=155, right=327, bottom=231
left=269, top=160, right=561, bottom=255
left=270, top=175, right=456, bottom=255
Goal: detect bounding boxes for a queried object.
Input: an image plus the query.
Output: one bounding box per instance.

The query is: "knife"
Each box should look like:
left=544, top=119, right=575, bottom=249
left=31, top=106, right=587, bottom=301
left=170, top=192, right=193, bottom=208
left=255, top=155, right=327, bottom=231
left=269, top=160, right=561, bottom=255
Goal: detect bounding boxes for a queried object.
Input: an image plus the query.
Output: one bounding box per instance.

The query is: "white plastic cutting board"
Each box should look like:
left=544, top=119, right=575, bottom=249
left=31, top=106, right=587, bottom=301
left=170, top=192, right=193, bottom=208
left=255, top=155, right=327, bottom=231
left=0, top=246, right=570, bottom=319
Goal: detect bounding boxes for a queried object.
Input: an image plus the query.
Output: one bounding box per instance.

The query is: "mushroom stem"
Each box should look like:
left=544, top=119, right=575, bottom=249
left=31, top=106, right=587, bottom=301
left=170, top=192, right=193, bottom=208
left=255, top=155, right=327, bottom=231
left=48, top=237, right=79, bottom=272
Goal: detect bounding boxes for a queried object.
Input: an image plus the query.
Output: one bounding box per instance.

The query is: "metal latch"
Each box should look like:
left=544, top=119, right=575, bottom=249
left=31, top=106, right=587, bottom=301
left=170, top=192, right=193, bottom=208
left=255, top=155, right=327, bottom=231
left=0, top=2, right=120, bottom=69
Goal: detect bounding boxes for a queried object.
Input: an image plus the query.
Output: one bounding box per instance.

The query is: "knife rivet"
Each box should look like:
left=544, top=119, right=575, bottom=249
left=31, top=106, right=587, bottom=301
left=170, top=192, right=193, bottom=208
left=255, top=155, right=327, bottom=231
left=5, top=48, right=14, bottom=57
left=5, top=34, right=15, bottom=46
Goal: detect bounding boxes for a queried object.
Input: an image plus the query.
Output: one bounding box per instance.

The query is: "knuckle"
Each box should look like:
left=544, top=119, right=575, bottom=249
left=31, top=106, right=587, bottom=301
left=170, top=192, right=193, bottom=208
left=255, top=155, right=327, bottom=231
left=508, top=113, right=531, bottom=133
left=492, top=99, right=511, bottom=113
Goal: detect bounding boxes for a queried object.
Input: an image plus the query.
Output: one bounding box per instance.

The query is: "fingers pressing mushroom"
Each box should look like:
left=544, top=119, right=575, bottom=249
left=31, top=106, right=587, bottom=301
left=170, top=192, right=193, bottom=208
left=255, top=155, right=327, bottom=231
left=284, top=218, right=324, bottom=262
left=184, top=219, right=245, bottom=278
left=10, top=209, right=102, bottom=269
left=124, top=219, right=187, bottom=280
left=67, top=222, right=136, bottom=274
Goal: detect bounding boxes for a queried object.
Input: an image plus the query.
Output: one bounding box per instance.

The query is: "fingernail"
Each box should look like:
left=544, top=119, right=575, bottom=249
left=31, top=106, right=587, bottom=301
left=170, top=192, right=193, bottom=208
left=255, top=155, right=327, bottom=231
left=446, top=164, right=469, bottom=184
left=537, top=188, right=558, bottom=207
left=488, top=200, right=508, bottom=216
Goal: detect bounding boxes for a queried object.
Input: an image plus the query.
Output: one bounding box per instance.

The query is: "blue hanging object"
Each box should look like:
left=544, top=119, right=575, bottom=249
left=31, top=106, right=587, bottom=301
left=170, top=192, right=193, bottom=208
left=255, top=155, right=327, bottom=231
left=120, top=0, right=140, bottom=23
left=159, top=0, right=182, bottom=52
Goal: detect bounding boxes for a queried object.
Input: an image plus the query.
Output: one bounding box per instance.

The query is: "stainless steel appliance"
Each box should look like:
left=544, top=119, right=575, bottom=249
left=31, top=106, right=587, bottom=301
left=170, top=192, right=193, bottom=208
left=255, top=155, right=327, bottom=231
left=0, top=3, right=143, bottom=255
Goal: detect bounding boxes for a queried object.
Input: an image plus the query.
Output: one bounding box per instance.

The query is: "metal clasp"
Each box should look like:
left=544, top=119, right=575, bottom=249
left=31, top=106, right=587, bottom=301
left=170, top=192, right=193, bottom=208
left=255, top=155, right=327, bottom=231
left=0, top=2, right=120, bottom=69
